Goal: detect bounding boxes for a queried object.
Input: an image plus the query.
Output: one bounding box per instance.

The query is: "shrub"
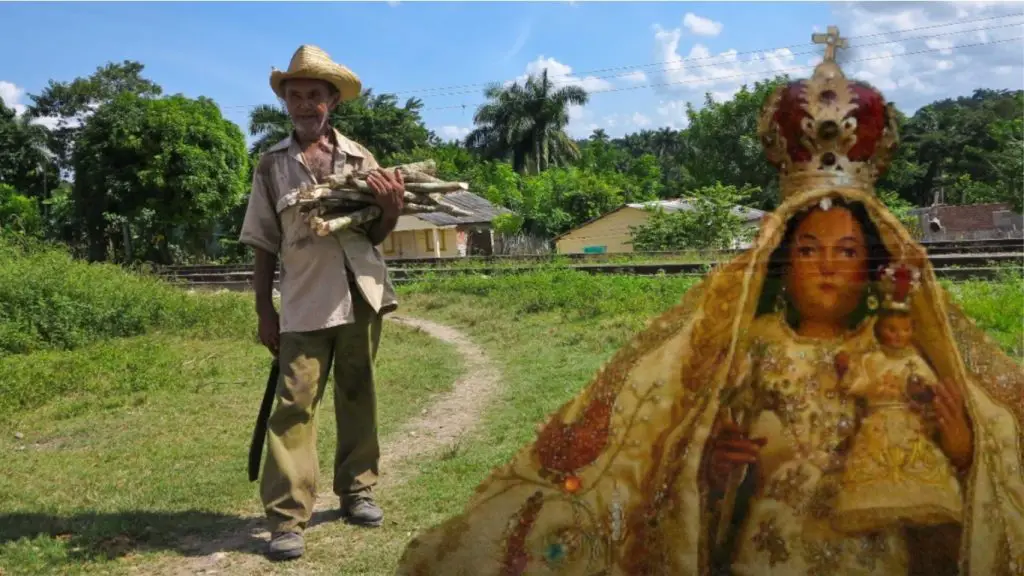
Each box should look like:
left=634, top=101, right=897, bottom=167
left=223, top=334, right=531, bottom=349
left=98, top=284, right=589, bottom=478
left=0, top=233, right=253, bottom=356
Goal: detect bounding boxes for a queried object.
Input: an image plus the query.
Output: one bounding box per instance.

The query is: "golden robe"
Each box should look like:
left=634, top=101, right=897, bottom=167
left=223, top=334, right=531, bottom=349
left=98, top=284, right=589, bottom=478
left=395, top=188, right=1024, bottom=576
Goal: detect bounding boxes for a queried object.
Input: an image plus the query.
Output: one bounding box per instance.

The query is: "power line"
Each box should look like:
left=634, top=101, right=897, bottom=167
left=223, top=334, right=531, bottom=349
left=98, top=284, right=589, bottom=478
left=387, top=21, right=1024, bottom=100
left=394, top=13, right=1024, bottom=97
left=220, top=11, right=1024, bottom=111
left=242, top=35, right=1024, bottom=131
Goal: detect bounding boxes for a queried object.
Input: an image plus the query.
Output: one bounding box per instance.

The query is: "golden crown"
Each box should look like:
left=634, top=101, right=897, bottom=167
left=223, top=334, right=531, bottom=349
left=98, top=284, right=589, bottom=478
left=758, top=26, right=900, bottom=201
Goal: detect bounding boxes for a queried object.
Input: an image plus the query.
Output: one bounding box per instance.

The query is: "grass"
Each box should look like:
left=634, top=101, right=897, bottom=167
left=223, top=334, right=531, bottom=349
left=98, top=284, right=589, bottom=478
left=0, top=235, right=463, bottom=575
left=0, top=232, right=1019, bottom=575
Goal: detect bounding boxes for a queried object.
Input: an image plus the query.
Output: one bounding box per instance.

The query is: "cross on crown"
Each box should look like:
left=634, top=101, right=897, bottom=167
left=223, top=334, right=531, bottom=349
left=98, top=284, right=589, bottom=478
left=812, top=26, right=849, bottom=62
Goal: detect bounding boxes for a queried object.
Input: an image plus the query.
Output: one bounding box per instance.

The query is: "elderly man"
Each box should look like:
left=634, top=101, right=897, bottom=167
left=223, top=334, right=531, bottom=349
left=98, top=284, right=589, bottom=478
left=238, top=45, right=405, bottom=561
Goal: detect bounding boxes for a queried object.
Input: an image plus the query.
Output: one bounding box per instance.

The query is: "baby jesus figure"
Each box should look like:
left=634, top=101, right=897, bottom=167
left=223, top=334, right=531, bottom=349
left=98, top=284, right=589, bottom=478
left=831, top=263, right=963, bottom=534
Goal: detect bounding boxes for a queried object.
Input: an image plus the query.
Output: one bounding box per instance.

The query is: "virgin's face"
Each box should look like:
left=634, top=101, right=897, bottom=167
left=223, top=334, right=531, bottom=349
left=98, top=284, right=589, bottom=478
left=785, top=206, right=870, bottom=327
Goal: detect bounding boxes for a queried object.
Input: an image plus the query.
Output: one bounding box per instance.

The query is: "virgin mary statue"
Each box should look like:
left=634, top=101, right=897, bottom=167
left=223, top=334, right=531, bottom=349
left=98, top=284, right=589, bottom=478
left=396, top=27, right=1024, bottom=576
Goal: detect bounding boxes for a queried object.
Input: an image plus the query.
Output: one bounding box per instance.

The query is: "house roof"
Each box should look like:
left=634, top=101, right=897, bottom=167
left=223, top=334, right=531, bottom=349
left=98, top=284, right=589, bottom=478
left=553, top=198, right=765, bottom=241
left=626, top=199, right=766, bottom=222
left=411, top=190, right=513, bottom=227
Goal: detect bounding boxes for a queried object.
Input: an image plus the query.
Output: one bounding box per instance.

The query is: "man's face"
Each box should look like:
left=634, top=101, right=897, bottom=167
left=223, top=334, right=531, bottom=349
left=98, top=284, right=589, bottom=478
left=283, top=78, right=339, bottom=142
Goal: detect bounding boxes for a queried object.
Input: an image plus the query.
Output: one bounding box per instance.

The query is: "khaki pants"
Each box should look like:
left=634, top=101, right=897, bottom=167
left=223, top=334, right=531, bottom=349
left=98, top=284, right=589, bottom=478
left=260, top=287, right=382, bottom=534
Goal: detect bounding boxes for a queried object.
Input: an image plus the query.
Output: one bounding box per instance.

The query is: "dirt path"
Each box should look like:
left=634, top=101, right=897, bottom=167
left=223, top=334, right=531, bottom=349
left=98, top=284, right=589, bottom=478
left=150, top=315, right=500, bottom=576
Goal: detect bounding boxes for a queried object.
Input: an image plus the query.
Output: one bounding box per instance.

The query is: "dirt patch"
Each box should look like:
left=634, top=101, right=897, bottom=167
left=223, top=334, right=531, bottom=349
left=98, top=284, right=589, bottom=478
left=143, top=315, right=499, bottom=575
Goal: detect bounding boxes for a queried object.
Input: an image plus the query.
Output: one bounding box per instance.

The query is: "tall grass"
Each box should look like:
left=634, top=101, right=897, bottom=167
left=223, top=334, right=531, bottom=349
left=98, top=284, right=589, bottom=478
left=0, top=235, right=253, bottom=356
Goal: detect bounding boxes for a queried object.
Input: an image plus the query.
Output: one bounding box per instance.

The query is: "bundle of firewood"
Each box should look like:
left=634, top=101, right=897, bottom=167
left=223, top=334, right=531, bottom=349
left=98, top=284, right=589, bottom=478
left=291, top=160, right=472, bottom=237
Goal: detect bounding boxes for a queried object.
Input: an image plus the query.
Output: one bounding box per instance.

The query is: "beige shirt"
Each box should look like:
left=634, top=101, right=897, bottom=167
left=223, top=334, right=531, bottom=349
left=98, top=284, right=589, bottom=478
left=238, top=129, right=398, bottom=334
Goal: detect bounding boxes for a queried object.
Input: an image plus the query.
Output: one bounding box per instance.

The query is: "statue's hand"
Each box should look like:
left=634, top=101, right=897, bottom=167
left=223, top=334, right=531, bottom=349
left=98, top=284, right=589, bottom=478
left=706, top=416, right=766, bottom=493
left=933, top=378, right=973, bottom=471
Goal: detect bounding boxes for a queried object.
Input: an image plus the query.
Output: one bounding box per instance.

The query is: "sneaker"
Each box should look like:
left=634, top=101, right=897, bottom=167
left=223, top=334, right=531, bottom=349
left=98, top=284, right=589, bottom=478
left=267, top=531, right=304, bottom=561
left=341, top=492, right=384, bottom=527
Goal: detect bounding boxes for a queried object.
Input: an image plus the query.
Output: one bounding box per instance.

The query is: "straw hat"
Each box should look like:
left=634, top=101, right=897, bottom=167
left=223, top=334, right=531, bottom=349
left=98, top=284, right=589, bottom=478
left=269, top=45, right=362, bottom=103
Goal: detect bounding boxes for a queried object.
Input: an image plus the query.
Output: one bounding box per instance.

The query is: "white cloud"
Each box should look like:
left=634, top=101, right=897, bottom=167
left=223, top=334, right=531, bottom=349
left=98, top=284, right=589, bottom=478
left=620, top=70, right=648, bottom=84
left=439, top=125, right=471, bottom=140
left=510, top=56, right=616, bottom=138
left=656, top=100, right=691, bottom=130
left=0, top=80, right=28, bottom=116
left=683, top=13, right=723, bottom=37
left=519, top=56, right=614, bottom=92
left=632, top=112, right=651, bottom=127
left=652, top=23, right=796, bottom=98
left=829, top=1, right=1024, bottom=113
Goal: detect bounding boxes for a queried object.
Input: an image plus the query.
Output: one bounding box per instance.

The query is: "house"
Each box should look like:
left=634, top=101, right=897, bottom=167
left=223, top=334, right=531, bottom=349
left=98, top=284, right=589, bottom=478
left=909, top=202, right=1023, bottom=242
left=554, top=199, right=766, bottom=255
left=381, top=190, right=513, bottom=259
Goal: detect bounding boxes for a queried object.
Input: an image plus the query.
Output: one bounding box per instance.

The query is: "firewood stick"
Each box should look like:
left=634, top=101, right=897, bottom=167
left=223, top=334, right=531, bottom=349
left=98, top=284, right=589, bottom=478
left=343, top=179, right=468, bottom=195
left=354, top=160, right=438, bottom=179
left=312, top=206, right=382, bottom=236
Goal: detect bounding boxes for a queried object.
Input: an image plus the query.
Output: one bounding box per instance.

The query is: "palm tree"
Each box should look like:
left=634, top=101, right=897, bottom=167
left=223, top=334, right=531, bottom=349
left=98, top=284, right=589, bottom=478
left=466, top=69, right=589, bottom=175
left=248, top=104, right=291, bottom=157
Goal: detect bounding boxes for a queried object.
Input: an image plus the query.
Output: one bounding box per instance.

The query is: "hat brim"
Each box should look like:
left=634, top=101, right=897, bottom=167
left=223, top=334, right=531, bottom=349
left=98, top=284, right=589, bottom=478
left=270, top=67, right=362, bottom=103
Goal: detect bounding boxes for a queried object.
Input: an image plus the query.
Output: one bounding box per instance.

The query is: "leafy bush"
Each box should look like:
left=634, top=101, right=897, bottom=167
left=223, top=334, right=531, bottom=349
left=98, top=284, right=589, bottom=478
left=0, top=233, right=253, bottom=356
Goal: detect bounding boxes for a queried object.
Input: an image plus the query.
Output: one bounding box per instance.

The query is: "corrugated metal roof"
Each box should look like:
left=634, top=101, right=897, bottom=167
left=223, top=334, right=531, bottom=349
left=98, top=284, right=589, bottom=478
left=413, top=190, right=513, bottom=227
left=626, top=198, right=766, bottom=222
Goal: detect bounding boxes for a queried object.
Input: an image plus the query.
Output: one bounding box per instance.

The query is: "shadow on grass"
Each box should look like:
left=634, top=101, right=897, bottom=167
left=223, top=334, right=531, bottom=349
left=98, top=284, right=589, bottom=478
left=1, top=506, right=363, bottom=564
left=0, top=510, right=267, bottom=561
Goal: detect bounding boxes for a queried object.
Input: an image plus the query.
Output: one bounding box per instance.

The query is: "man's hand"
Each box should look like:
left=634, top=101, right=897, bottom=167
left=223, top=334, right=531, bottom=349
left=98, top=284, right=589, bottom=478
left=258, top=308, right=280, bottom=357
left=366, top=168, right=405, bottom=219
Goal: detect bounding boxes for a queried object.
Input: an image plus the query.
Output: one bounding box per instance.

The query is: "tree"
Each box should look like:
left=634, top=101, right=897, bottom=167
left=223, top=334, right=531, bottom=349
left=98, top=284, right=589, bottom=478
left=678, top=77, right=790, bottom=210
left=0, top=184, right=43, bottom=237
left=247, top=89, right=434, bottom=166
left=890, top=89, right=1023, bottom=207
left=0, top=100, right=57, bottom=203
left=629, top=183, right=753, bottom=251
left=248, top=103, right=291, bottom=158
left=519, top=167, right=624, bottom=237
left=467, top=69, right=589, bottom=174
left=28, top=60, right=162, bottom=176
left=72, top=93, right=249, bottom=263
left=332, top=90, right=433, bottom=165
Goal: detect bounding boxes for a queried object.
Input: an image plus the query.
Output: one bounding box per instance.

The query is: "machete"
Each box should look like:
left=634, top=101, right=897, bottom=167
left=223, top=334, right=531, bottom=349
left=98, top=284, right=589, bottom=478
left=248, top=358, right=280, bottom=482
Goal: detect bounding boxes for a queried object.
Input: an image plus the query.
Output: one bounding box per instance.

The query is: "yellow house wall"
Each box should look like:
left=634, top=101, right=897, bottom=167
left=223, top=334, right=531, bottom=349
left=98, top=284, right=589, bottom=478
left=555, top=207, right=652, bottom=254
left=381, top=228, right=460, bottom=259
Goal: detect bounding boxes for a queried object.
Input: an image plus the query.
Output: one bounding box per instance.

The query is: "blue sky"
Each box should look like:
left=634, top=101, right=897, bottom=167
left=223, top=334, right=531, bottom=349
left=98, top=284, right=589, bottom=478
left=1, top=1, right=1021, bottom=145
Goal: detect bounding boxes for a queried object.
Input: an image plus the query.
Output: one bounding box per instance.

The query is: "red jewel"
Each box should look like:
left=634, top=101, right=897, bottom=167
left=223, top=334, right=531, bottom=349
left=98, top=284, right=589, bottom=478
left=771, top=83, right=813, bottom=163
left=847, top=82, right=886, bottom=162
left=563, top=475, right=582, bottom=493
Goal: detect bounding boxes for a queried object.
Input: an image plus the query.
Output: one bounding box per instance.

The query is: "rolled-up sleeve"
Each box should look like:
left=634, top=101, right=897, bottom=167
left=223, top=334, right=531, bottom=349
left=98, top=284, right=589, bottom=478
left=238, top=167, right=281, bottom=255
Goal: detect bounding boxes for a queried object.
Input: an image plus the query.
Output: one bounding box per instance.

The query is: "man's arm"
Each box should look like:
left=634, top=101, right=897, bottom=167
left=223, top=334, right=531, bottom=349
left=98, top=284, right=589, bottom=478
left=365, top=167, right=405, bottom=246
left=238, top=159, right=283, bottom=355
left=253, top=248, right=278, bottom=317
left=366, top=211, right=399, bottom=246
